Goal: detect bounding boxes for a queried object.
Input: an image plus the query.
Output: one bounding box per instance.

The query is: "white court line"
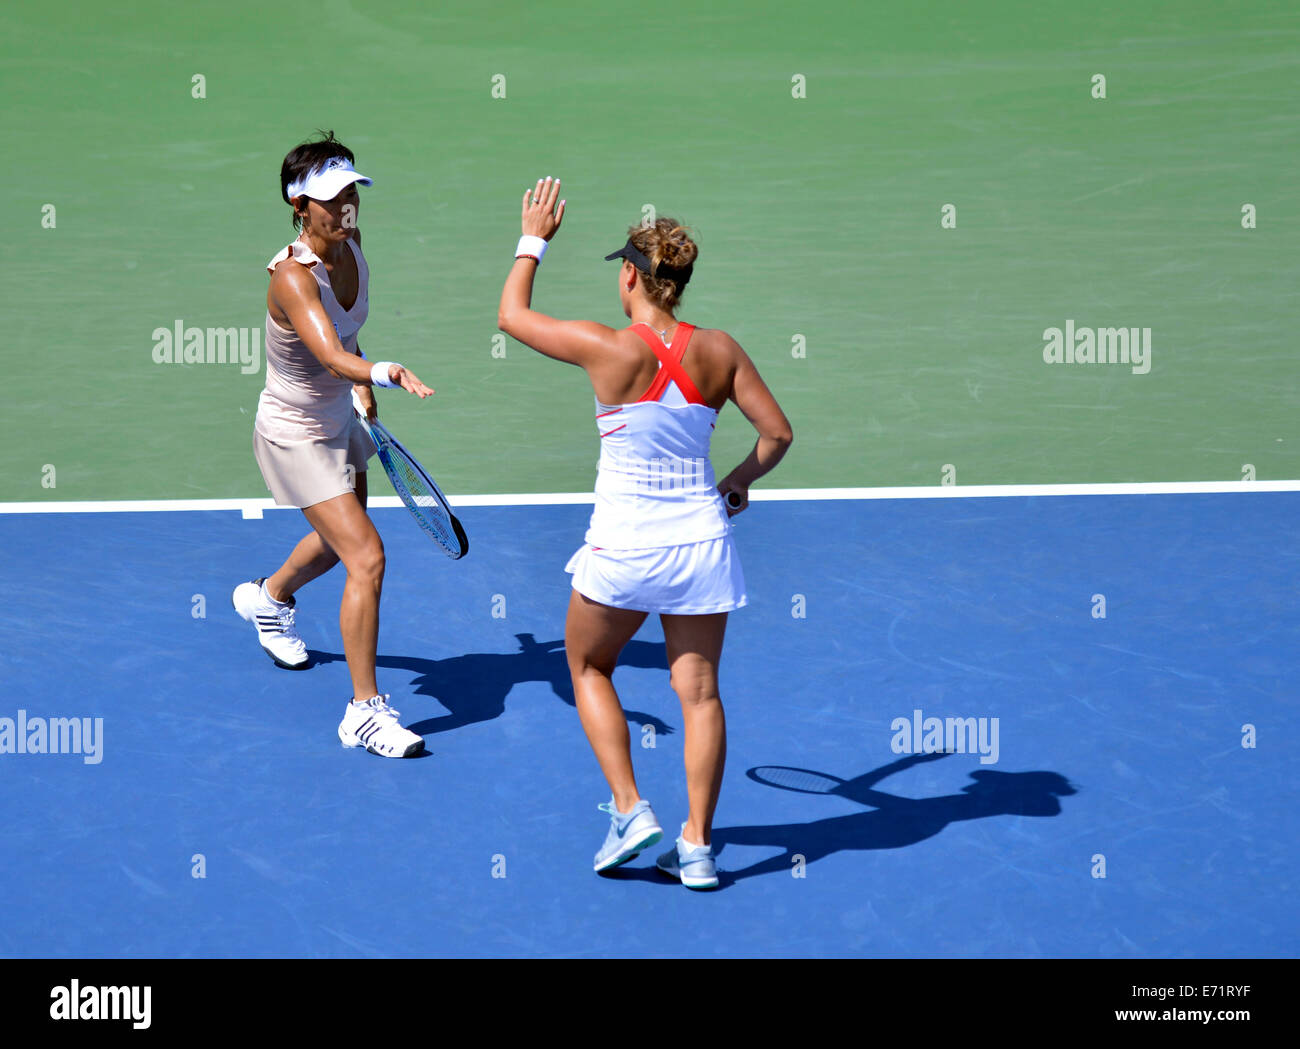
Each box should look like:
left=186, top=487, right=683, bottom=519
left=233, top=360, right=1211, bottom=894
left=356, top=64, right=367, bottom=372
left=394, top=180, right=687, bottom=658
left=0, top=480, right=1296, bottom=515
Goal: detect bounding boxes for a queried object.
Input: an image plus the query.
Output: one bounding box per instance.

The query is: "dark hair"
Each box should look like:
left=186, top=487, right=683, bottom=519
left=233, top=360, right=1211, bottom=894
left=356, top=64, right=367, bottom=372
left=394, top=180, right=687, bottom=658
left=627, top=218, right=698, bottom=312
left=280, top=129, right=355, bottom=229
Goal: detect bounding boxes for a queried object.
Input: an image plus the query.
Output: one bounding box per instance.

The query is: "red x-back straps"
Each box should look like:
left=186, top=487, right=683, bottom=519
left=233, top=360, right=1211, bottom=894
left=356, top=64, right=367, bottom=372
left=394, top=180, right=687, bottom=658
left=630, top=323, right=708, bottom=406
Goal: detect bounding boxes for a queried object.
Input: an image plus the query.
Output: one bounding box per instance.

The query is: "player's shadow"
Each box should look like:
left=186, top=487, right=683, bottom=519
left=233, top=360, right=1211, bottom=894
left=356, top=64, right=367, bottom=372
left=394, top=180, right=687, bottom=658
left=703, top=753, right=1076, bottom=885
left=310, top=633, right=674, bottom=738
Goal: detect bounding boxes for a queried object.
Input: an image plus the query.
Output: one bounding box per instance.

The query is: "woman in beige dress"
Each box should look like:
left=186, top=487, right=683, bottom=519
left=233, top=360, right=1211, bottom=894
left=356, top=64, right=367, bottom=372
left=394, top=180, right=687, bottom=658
left=233, top=131, right=434, bottom=759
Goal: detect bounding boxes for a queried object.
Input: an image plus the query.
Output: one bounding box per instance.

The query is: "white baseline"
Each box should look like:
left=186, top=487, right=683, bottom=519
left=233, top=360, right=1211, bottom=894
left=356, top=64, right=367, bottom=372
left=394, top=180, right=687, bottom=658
left=0, top=480, right=1297, bottom=517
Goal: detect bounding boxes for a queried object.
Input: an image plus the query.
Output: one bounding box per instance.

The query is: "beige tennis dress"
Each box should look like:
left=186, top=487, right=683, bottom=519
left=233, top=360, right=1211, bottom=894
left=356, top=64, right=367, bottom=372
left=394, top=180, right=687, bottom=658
left=252, top=236, right=376, bottom=508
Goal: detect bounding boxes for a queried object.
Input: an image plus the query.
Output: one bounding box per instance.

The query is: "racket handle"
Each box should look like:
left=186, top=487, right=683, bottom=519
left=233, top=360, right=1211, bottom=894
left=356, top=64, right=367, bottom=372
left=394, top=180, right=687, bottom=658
left=351, top=388, right=366, bottom=418
left=725, top=491, right=743, bottom=510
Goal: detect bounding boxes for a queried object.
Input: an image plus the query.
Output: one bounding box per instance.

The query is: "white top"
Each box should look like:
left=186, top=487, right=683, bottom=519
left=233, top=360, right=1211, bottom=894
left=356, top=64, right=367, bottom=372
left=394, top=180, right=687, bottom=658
left=256, top=236, right=369, bottom=442
left=583, top=323, right=732, bottom=550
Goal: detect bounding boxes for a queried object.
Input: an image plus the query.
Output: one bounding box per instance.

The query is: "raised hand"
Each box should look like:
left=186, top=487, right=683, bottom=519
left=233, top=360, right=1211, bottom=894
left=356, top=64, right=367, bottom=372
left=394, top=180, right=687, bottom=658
left=522, top=176, right=566, bottom=241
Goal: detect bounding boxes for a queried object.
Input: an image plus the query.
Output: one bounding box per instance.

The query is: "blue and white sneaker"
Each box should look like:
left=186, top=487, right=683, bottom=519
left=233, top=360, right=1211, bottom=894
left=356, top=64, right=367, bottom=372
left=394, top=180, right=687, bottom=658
left=593, top=799, right=663, bottom=872
left=656, top=825, right=719, bottom=889
left=232, top=577, right=308, bottom=670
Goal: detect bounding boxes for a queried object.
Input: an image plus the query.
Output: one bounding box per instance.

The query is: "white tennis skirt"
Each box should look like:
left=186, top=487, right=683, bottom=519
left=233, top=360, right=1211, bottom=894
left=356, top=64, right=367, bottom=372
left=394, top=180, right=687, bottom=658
left=565, top=534, right=747, bottom=615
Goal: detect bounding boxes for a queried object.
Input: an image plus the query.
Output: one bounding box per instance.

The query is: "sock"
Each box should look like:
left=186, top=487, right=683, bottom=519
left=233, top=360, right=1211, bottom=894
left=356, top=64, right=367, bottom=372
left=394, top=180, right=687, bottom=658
left=681, top=835, right=708, bottom=851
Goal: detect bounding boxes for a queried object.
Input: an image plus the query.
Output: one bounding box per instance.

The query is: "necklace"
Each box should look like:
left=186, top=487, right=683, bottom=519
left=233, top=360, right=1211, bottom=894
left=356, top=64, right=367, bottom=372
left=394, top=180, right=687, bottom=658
left=637, top=316, right=674, bottom=343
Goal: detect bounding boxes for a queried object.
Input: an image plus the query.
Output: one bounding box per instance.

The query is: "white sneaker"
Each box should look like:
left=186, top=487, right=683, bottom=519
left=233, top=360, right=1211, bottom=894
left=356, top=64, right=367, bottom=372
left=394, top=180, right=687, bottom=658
left=338, top=695, right=425, bottom=758
left=232, top=577, right=309, bottom=670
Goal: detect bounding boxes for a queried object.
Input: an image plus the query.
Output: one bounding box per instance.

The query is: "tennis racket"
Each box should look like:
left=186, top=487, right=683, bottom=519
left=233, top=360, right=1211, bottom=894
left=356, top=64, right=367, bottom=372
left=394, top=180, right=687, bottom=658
left=352, top=391, right=468, bottom=559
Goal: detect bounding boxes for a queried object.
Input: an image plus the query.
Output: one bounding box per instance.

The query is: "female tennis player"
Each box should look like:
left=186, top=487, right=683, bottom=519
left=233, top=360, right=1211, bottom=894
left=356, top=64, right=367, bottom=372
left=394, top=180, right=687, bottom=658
left=233, top=131, right=434, bottom=759
left=499, top=177, right=793, bottom=888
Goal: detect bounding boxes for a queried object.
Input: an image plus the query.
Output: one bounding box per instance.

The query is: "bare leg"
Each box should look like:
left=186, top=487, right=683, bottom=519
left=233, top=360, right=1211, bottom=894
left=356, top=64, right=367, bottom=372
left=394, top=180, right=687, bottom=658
left=300, top=479, right=384, bottom=701
left=266, top=474, right=368, bottom=602
left=565, top=590, right=648, bottom=812
left=660, top=611, right=728, bottom=846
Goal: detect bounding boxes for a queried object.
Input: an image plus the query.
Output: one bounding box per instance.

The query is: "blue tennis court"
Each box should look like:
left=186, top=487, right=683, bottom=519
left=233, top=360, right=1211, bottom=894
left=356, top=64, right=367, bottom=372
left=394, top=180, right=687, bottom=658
left=0, top=492, right=1293, bottom=957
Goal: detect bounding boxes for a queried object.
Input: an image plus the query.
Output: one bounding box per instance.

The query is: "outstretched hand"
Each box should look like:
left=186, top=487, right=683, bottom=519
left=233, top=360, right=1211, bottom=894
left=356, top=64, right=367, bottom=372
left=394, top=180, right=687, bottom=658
left=388, top=365, right=434, bottom=398
left=522, top=176, right=566, bottom=240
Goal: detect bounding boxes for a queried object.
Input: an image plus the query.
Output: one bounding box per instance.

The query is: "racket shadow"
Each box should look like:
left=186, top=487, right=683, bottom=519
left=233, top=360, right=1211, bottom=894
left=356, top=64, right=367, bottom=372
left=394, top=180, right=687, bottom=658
left=308, top=632, right=675, bottom=738
left=713, top=754, right=1077, bottom=882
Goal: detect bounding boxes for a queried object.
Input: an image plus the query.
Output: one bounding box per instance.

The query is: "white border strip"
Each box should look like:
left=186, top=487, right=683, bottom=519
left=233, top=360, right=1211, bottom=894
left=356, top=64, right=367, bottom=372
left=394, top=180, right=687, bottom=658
left=0, top=480, right=1296, bottom=515
left=752, top=481, right=1300, bottom=500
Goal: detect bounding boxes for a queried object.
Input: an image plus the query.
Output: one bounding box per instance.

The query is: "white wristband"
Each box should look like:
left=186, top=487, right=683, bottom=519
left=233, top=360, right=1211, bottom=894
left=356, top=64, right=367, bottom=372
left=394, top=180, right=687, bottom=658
left=370, top=361, right=400, bottom=388
left=516, top=235, right=547, bottom=262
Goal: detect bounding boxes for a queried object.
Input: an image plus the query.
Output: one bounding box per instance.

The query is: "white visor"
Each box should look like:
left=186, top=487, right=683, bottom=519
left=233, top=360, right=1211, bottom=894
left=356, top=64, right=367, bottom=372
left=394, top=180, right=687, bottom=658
left=286, top=155, right=373, bottom=201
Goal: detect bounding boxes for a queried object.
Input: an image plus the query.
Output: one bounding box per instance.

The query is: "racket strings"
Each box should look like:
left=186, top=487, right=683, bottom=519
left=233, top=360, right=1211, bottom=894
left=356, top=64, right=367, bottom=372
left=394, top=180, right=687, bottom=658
left=382, top=446, right=459, bottom=552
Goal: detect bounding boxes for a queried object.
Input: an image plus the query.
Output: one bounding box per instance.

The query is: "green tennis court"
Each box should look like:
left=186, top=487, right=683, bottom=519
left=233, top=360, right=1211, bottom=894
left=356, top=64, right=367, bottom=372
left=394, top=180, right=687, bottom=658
left=5, top=0, right=1295, bottom=500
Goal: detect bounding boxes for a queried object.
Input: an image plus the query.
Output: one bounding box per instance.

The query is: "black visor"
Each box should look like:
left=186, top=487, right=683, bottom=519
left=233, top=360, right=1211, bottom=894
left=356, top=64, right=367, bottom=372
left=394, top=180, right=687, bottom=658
left=604, top=239, right=693, bottom=285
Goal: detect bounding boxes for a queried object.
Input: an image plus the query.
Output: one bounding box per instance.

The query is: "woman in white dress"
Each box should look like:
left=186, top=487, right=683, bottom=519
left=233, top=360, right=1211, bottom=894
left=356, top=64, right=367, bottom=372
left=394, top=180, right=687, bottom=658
left=499, top=178, right=793, bottom=887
